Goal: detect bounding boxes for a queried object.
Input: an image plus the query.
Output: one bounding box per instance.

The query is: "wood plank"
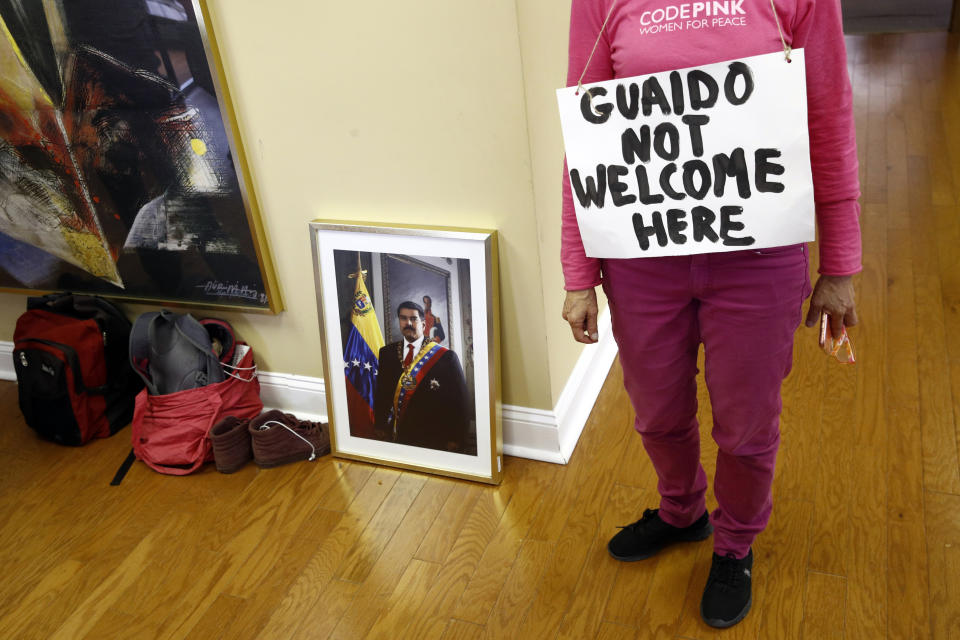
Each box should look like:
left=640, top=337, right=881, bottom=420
left=862, top=45, right=888, bottom=205
left=911, top=199, right=960, bottom=495
left=842, top=203, right=889, bottom=640
left=216, top=508, right=344, bottom=640
left=526, top=360, right=628, bottom=544
left=337, top=472, right=427, bottom=583
left=441, top=620, right=485, bottom=640
left=556, top=483, right=646, bottom=639
left=511, top=385, right=633, bottom=640
left=211, top=468, right=399, bottom=640
left=46, top=517, right=180, bottom=639
left=319, top=461, right=376, bottom=511
left=645, top=542, right=706, bottom=640
left=454, top=460, right=558, bottom=624
left=414, top=482, right=483, bottom=563
left=756, top=500, right=814, bottom=640
left=329, top=477, right=452, bottom=640
left=0, top=559, right=83, bottom=639
left=806, top=347, right=857, bottom=576
left=601, top=489, right=658, bottom=630
left=480, top=539, right=553, bottom=640
left=366, top=559, right=442, bottom=640
left=924, top=490, right=960, bottom=640
left=774, top=278, right=826, bottom=506
left=272, top=578, right=359, bottom=640
left=595, top=621, right=636, bottom=640
left=403, top=475, right=519, bottom=638
left=945, top=544, right=960, bottom=640
left=176, top=593, right=246, bottom=640
left=935, top=198, right=960, bottom=506
left=801, top=572, right=846, bottom=640
left=888, top=520, right=931, bottom=639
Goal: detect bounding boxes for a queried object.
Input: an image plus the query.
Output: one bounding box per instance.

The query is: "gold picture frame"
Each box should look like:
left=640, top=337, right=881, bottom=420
left=0, top=0, right=282, bottom=312
left=310, top=221, right=502, bottom=485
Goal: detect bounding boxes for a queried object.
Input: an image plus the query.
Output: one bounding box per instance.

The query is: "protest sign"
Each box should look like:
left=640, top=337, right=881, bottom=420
left=557, top=50, right=815, bottom=258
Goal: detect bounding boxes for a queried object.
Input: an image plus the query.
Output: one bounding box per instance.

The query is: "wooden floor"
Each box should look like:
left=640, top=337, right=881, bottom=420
left=2, top=31, right=960, bottom=639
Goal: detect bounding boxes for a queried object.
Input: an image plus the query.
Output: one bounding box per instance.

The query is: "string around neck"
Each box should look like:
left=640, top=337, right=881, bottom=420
left=576, top=0, right=794, bottom=90
left=769, top=0, right=792, bottom=62
left=576, top=0, right=617, bottom=96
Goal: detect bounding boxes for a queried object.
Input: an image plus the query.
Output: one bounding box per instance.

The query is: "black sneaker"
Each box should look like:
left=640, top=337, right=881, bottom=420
left=607, top=508, right=713, bottom=561
left=700, top=549, right=753, bottom=628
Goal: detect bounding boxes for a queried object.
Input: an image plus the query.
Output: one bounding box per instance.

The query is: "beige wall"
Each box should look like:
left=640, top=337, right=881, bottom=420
left=0, top=0, right=600, bottom=412
left=516, top=0, right=609, bottom=402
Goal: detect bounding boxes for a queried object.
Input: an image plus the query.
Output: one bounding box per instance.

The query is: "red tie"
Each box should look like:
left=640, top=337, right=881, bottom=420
left=403, top=344, right=414, bottom=368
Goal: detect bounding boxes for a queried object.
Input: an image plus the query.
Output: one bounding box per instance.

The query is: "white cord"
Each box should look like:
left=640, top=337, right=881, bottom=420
left=769, top=0, right=792, bottom=62
left=222, top=361, right=257, bottom=382
left=223, top=362, right=257, bottom=370
left=576, top=0, right=618, bottom=96
left=256, top=420, right=316, bottom=461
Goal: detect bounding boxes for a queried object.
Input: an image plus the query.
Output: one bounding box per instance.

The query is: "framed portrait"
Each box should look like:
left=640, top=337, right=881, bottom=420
left=310, top=221, right=502, bottom=485
left=0, top=0, right=281, bottom=311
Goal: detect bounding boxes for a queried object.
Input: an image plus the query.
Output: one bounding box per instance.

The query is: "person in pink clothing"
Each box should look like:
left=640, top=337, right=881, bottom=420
left=560, top=0, right=860, bottom=628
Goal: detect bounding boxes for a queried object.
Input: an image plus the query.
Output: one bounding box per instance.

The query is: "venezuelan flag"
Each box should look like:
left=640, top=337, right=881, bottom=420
left=343, top=268, right=384, bottom=438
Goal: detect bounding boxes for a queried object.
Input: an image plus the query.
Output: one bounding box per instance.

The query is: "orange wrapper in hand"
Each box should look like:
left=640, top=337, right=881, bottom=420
left=819, top=312, right=855, bottom=364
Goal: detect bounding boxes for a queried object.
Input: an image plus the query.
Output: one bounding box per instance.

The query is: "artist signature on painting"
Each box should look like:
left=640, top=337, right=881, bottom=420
left=196, top=280, right=267, bottom=304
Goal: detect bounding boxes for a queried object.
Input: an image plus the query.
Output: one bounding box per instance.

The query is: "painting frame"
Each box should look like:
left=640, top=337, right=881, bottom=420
left=0, top=0, right=282, bottom=313
left=310, top=220, right=502, bottom=485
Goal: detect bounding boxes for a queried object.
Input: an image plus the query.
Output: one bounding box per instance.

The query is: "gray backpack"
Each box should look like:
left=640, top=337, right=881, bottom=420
left=129, top=310, right=225, bottom=395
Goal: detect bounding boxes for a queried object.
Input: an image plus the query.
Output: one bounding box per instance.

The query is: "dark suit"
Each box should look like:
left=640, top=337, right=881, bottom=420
left=374, top=340, right=471, bottom=453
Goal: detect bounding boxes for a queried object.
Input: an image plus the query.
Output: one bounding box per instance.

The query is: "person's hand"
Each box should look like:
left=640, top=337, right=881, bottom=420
left=804, top=274, right=858, bottom=336
left=562, top=288, right=599, bottom=344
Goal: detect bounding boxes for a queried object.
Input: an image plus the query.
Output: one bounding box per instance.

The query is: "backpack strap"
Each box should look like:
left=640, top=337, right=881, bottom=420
left=110, top=449, right=137, bottom=486
left=27, top=291, right=74, bottom=313
left=171, top=313, right=225, bottom=387
left=129, top=312, right=161, bottom=395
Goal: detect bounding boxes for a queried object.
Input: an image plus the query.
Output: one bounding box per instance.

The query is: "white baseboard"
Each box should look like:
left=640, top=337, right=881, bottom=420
left=553, top=307, right=618, bottom=463
left=0, top=314, right=618, bottom=465
left=256, top=371, right=327, bottom=422
left=0, top=342, right=13, bottom=381
left=501, top=405, right=566, bottom=464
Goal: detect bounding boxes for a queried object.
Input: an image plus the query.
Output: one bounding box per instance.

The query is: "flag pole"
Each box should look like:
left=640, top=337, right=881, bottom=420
left=348, top=253, right=367, bottom=282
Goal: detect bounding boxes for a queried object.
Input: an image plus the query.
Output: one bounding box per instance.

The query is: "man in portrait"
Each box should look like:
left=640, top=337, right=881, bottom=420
left=373, top=301, right=470, bottom=453
left=422, top=295, right=445, bottom=343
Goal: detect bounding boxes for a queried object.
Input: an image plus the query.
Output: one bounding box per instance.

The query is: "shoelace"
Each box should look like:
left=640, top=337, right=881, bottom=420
left=256, top=420, right=317, bottom=461
left=708, top=553, right=749, bottom=591
left=617, top=508, right=660, bottom=532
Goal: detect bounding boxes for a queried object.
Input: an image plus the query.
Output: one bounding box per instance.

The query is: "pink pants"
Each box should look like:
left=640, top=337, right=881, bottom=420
left=602, top=244, right=811, bottom=558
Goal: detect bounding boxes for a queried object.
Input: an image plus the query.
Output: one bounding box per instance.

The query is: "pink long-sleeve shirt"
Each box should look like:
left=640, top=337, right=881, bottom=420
left=562, top=0, right=862, bottom=289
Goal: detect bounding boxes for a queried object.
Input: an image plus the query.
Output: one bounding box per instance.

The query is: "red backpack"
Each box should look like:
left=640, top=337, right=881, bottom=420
left=125, top=312, right=263, bottom=476
left=13, top=293, right=142, bottom=446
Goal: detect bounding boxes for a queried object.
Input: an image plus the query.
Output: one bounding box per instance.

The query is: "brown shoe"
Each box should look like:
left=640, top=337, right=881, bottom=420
left=249, top=410, right=331, bottom=468
left=210, top=416, right=253, bottom=473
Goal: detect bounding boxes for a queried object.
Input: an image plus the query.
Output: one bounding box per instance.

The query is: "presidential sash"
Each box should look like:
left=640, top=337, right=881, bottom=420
left=390, top=341, right=445, bottom=436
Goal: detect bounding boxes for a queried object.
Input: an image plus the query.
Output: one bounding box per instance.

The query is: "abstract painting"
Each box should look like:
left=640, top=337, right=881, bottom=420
left=0, top=0, right=280, bottom=310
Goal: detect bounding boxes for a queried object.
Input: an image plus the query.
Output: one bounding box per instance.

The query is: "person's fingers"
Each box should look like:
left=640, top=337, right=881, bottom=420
left=830, top=311, right=844, bottom=337
left=567, top=310, right=588, bottom=343
left=572, top=326, right=590, bottom=344
left=805, top=300, right=821, bottom=327
left=563, top=288, right=598, bottom=344
left=845, top=306, right=859, bottom=327
left=586, top=307, right=599, bottom=343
